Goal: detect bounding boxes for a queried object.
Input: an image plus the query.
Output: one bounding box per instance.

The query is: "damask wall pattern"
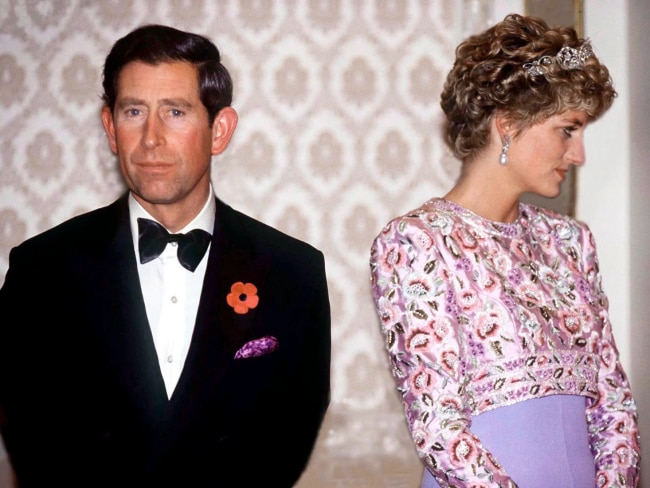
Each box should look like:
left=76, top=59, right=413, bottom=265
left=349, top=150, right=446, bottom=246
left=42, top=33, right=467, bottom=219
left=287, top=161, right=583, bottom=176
left=0, top=1, right=500, bottom=486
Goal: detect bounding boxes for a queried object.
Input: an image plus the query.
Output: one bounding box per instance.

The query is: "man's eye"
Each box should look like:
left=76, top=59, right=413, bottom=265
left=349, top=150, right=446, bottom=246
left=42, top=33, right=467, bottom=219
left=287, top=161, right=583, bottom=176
left=563, top=127, right=575, bottom=137
left=126, top=108, right=141, bottom=116
left=170, top=109, right=184, bottom=116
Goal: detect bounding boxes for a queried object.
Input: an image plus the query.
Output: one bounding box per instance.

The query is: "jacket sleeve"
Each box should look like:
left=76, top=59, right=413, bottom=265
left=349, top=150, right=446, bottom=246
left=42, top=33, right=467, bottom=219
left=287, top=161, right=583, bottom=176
left=578, top=224, right=640, bottom=487
left=370, top=217, right=517, bottom=487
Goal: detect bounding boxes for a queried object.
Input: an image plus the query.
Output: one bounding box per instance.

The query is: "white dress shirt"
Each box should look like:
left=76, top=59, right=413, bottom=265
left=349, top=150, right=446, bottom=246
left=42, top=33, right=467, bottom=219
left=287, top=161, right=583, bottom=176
left=129, top=187, right=215, bottom=398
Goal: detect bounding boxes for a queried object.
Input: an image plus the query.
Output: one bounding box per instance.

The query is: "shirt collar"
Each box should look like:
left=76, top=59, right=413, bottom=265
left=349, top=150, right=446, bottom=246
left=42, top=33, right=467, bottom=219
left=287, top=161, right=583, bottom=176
left=129, top=185, right=216, bottom=247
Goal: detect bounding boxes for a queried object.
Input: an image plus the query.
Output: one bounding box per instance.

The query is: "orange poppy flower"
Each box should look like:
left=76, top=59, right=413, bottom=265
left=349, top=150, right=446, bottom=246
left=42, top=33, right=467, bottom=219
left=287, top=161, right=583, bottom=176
left=226, top=282, right=259, bottom=314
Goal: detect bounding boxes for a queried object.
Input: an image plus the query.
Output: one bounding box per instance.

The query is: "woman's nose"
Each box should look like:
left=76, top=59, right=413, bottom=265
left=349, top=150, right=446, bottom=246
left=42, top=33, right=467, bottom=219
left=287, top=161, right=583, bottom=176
left=567, top=139, right=585, bottom=166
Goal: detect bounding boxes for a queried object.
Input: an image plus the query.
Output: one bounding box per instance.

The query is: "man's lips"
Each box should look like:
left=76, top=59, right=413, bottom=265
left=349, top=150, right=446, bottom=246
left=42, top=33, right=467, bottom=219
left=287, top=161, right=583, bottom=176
left=135, top=161, right=172, bottom=170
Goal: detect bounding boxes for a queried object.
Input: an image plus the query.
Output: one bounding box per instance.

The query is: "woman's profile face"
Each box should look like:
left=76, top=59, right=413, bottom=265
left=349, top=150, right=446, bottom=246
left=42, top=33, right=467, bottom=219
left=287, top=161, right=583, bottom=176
left=506, top=110, right=588, bottom=199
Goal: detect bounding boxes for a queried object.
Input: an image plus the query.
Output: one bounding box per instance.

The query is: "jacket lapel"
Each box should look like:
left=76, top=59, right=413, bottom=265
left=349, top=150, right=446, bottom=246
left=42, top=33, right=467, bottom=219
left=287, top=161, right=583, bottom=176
left=84, top=196, right=169, bottom=418
left=163, top=199, right=269, bottom=429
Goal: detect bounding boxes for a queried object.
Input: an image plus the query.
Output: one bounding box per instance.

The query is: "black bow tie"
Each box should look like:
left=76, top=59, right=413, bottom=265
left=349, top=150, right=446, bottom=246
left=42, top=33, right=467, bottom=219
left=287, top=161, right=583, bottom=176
left=137, top=218, right=211, bottom=272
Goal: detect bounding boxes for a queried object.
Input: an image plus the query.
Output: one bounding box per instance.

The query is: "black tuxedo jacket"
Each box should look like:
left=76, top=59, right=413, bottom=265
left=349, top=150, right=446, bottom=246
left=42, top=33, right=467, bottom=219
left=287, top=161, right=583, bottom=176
left=0, top=194, right=331, bottom=487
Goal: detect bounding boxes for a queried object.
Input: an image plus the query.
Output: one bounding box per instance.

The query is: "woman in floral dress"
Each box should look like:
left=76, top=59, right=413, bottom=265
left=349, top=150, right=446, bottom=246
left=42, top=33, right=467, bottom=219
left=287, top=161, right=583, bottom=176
left=370, top=13, right=640, bottom=488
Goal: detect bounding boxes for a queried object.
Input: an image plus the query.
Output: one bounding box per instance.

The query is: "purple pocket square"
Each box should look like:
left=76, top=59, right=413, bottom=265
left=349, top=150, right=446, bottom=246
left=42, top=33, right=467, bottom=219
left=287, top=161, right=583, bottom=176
left=234, top=335, right=279, bottom=359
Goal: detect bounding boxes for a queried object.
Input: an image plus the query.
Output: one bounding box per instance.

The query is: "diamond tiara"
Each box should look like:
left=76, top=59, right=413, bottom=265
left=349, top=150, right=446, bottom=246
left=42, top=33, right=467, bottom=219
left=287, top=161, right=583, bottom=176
left=523, top=41, right=594, bottom=76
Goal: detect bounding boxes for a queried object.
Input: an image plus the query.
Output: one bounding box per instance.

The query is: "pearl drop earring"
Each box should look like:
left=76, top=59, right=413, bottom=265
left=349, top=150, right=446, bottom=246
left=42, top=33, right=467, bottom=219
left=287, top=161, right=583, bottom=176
left=499, top=134, right=510, bottom=166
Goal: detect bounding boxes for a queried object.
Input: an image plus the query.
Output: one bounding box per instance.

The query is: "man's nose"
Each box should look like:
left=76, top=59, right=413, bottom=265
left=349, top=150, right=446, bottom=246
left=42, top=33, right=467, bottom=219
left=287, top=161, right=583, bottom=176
left=142, top=116, right=164, bottom=149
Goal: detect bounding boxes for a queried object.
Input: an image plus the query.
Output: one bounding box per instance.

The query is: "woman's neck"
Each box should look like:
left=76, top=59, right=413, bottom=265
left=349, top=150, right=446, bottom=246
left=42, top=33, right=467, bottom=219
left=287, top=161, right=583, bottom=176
left=444, top=170, right=521, bottom=223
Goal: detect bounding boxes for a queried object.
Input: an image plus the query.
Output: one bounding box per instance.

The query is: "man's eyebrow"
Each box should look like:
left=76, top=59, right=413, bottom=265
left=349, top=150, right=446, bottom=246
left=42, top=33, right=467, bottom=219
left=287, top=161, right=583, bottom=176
left=115, top=97, right=144, bottom=109
left=159, top=98, right=193, bottom=108
left=115, top=97, right=193, bottom=109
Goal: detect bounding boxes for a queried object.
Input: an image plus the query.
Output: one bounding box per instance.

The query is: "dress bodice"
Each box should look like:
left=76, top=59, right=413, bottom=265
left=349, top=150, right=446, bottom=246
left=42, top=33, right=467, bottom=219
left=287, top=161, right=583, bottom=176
left=370, top=198, right=640, bottom=487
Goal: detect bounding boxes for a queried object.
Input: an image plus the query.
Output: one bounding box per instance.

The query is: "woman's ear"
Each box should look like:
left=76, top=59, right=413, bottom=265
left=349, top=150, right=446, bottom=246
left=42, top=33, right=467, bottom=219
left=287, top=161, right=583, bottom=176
left=211, top=107, right=238, bottom=156
left=494, top=114, right=511, bottom=142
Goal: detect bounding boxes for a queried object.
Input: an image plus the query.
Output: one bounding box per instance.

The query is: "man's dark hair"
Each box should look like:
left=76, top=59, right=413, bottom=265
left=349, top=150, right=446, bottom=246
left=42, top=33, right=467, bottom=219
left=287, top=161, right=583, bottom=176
left=102, top=24, right=233, bottom=124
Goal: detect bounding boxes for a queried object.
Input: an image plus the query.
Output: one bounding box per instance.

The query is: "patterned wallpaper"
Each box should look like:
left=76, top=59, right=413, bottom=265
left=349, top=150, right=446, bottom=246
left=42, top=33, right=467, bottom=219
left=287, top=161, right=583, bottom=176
left=0, top=1, right=502, bottom=486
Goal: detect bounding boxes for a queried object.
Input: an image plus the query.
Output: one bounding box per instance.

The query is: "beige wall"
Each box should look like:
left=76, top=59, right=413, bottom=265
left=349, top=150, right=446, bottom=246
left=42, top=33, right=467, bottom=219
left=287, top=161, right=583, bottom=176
left=0, top=2, right=500, bottom=486
left=1, top=1, right=646, bottom=487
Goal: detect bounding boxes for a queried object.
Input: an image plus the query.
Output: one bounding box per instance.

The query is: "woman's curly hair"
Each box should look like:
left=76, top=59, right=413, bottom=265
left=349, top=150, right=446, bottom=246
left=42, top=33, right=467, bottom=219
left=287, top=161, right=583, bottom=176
left=440, top=13, right=616, bottom=161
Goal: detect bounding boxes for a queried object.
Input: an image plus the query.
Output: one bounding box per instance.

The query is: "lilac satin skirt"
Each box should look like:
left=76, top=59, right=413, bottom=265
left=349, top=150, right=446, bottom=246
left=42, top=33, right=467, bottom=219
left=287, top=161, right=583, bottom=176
left=421, top=395, right=595, bottom=488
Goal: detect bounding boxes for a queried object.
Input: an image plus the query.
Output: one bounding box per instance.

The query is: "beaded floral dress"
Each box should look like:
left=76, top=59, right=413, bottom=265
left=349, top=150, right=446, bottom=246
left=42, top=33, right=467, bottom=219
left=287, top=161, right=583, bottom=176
left=370, top=198, right=640, bottom=487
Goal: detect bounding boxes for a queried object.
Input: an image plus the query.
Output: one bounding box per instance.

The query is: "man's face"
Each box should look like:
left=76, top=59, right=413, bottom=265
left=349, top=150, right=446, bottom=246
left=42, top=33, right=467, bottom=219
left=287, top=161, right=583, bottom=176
left=101, top=60, right=235, bottom=227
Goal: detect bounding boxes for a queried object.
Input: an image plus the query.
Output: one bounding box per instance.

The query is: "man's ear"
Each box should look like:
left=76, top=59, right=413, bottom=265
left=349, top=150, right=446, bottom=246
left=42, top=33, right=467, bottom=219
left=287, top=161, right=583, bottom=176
left=101, top=106, right=118, bottom=154
left=211, top=107, right=238, bottom=156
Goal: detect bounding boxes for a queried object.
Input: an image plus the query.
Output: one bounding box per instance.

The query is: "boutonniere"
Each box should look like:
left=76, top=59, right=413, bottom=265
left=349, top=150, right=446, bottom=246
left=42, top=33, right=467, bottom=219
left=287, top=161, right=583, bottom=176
left=227, top=282, right=259, bottom=314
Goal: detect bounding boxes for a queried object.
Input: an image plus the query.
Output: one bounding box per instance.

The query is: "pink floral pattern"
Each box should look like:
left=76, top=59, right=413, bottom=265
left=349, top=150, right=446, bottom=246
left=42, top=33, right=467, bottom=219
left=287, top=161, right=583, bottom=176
left=370, top=198, right=640, bottom=487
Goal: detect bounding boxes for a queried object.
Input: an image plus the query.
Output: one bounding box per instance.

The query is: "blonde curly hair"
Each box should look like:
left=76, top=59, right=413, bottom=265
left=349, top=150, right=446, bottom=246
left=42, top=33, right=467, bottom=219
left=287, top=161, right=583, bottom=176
left=440, top=13, right=616, bottom=161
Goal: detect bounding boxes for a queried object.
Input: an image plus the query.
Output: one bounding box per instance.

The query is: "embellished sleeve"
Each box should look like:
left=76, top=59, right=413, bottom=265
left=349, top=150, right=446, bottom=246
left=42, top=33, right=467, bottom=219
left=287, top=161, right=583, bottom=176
left=369, top=216, right=516, bottom=487
left=576, top=224, right=641, bottom=487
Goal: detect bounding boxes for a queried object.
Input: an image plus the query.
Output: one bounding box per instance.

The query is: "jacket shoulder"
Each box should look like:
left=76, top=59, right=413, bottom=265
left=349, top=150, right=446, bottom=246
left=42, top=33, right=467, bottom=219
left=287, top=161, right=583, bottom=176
left=220, top=201, right=324, bottom=262
left=11, top=197, right=126, bottom=256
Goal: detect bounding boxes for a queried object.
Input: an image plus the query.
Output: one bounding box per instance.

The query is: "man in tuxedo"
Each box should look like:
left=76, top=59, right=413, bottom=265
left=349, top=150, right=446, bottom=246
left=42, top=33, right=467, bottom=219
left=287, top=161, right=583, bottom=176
left=0, top=24, right=330, bottom=487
